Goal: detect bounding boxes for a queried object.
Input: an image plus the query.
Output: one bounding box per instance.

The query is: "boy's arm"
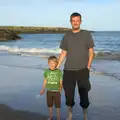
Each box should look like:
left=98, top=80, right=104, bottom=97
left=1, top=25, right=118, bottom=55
left=40, top=79, right=47, bottom=95
left=59, top=80, right=63, bottom=92
left=42, top=79, right=47, bottom=90
left=59, top=70, right=63, bottom=92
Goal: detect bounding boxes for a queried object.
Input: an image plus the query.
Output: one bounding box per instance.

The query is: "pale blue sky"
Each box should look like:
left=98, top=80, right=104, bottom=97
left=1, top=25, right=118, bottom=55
left=0, top=0, right=120, bottom=31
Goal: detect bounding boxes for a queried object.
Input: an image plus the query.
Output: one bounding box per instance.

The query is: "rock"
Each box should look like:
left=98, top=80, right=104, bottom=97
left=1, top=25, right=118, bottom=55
left=0, top=29, right=21, bottom=41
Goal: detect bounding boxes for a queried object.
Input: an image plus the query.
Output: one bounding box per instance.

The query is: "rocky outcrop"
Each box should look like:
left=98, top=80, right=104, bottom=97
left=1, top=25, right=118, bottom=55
left=0, top=29, right=21, bottom=41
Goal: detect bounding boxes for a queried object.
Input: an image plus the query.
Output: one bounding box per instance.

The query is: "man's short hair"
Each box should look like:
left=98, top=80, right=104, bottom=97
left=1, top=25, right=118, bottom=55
left=70, top=12, right=82, bottom=20
left=48, top=56, right=57, bottom=62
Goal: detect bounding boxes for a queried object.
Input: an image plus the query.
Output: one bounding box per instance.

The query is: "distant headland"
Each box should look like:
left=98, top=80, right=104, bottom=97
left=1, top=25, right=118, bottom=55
left=0, top=26, right=71, bottom=34
left=0, top=26, right=94, bottom=41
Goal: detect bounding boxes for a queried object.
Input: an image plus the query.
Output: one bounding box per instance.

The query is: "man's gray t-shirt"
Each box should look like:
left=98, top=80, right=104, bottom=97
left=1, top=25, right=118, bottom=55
left=59, top=30, right=95, bottom=70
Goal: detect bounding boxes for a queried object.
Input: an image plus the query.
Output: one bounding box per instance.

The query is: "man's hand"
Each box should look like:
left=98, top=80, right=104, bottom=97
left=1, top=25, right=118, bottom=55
left=87, top=65, right=90, bottom=70
left=87, top=48, right=94, bottom=70
left=59, top=87, right=62, bottom=93
left=40, top=89, right=45, bottom=95
left=56, top=65, right=59, bottom=69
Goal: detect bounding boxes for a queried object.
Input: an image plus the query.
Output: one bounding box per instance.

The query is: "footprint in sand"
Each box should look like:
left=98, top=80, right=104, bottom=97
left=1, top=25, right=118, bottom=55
left=36, top=94, right=41, bottom=99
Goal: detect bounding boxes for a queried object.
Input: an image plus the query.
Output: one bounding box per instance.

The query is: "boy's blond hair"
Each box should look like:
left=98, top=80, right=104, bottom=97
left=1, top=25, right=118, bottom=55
left=48, top=56, right=58, bottom=63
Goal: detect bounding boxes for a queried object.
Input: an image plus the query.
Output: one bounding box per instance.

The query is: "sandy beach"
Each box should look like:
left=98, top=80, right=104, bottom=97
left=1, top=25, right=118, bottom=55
left=0, top=53, right=120, bottom=120
left=0, top=0, right=120, bottom=119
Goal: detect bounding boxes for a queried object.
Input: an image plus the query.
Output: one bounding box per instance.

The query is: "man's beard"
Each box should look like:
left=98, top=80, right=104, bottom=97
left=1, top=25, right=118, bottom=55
left=72, top=26, right=80, bottom=30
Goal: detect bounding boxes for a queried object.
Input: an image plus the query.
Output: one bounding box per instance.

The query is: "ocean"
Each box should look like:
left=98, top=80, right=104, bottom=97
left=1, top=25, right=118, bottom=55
left=0, top=31, right=120, bottom=56
left=0, top=31, right=120, bottom=80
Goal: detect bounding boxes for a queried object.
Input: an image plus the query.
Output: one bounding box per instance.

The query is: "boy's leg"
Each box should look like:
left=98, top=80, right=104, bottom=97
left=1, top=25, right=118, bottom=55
left=77, top=68, right=90, bottom=120
left=56, top=108, right=60, bottom=120
left=49, top=107, right=53, bottom=120
left=54, top=92, right=61, bottom=120
left=46, top=91, right=53, bottom=119
left=63, top=70, right=76, bottom=120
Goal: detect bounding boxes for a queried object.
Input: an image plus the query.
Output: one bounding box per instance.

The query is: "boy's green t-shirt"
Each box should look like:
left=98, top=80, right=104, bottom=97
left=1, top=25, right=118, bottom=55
left=44, top=69, right=62, bottom=91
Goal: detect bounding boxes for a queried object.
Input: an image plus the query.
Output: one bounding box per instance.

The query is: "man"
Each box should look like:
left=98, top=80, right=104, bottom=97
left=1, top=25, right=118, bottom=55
left=56, top=12, right=95, bottom=120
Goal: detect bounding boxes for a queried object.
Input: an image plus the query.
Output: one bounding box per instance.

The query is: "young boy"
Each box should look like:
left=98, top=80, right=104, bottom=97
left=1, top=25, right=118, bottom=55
left=40, top=56, right=63, bottom=120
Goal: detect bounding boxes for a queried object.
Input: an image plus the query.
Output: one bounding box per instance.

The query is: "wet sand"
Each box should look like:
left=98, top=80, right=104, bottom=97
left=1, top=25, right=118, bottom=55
left=0, top=55, right=120, bottom=120
left=0, top=104, right=47, bottom=120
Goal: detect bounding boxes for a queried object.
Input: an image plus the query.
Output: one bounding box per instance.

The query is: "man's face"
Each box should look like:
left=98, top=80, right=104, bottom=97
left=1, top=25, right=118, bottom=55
left=70, top=16, right=81, bottom=30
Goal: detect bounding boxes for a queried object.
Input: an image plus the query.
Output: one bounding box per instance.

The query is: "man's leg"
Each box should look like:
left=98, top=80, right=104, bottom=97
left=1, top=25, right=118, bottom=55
left=67, top=106, right=73, bottom=120
left=79, top=88, right=89, bottom=120
left=79, top=88, right=90, bottom=109
left=63, top=70, right=76, bottom=120
left=83, top=108, right=88, bottom=120
left=77, top=68, right=90, bottom=120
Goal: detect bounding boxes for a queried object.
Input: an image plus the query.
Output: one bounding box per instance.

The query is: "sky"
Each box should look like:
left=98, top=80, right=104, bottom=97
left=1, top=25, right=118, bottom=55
left=0, top=0, right=120, bottom=31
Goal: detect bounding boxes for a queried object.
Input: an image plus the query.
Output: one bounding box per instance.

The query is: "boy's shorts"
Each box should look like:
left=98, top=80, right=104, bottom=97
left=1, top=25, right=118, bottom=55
left=46, top=90, right=61, bottom=108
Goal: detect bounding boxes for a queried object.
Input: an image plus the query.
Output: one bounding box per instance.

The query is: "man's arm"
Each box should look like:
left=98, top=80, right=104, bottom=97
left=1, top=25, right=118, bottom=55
left=87, top=48, right=95, bottom=69
left=57, top=33, right=68, bottom=68
left=87, top=31, right=95, bottom=70
left=56, top=50, right=67, bottom=68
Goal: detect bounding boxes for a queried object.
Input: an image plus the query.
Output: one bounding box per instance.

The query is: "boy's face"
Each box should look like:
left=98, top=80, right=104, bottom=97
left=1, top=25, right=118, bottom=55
left=48, top=60, right=57, bottom=70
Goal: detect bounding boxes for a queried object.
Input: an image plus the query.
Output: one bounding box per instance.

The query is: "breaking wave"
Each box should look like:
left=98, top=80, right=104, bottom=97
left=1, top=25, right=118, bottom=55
left=0, top=45, right=120, bottom=60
